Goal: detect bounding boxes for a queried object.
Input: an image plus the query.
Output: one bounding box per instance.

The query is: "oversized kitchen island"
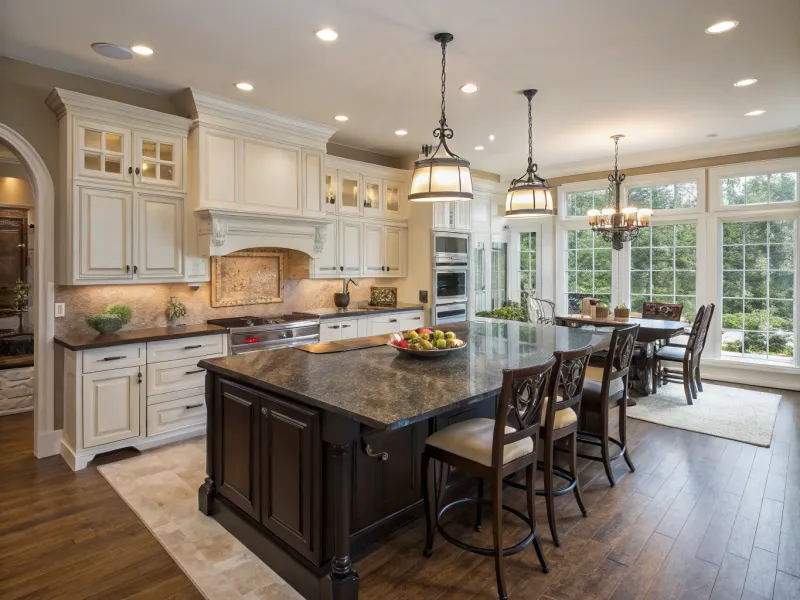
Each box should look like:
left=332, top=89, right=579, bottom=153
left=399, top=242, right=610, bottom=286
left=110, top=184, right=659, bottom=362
left=197, top=320, right=610, bottom=600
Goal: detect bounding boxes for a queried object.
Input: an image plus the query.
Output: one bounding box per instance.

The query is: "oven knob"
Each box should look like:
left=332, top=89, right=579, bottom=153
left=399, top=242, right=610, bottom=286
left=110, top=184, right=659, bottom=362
left=280, top=331, right=289, bottom=339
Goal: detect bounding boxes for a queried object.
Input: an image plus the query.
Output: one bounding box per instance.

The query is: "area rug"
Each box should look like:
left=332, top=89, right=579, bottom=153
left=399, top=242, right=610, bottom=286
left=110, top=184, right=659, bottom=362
left=628, top=382, right=781, bottom=447
left=98, top=440, right=301, bottom=600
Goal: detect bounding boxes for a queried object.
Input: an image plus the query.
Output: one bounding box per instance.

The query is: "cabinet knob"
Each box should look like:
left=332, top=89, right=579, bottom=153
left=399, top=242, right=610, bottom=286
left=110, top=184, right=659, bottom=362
left=133, top=265, right=138, bottom=274
left=128, top=167, right=133, bottom=175
left=261, top=407, right=268, bottom=416
left=135, top=167, right=141, bottom=175
left=340, top=266, right=344, bottom=271
left=126, top=265, right=130, bottom=273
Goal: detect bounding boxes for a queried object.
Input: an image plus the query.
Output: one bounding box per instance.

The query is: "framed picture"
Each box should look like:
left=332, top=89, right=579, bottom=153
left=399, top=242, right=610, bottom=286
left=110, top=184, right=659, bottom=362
left=211, top=248, right=284, bottom=307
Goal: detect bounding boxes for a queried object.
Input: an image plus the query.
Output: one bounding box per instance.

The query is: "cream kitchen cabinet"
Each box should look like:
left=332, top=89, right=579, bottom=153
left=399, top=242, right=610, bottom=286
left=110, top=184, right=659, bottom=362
left=325, top=157, right=410, bottom=222
left=363, top=177, right=383, bottom=218
left=338, top=170, right=363, bottom=216
left=82, top=367, right=142, bottom=449
left=324, top=168, right=338, bottom=215
left=384, top=225, right=406, bottom=276
left=313, top=218, right=407, bottom=279
left=363, top=223, right=385, bottom=276
left=134, top=131, right=184, bottom=191
left=311, top=220, right=339, bottom=278
left=383, top=180, right=408, bottom=220
left=339, top=219, right=363, bottom=276
left=319, top=317, right=362, bottom=343
left=434, top=201, right=470, bottom=232
left=137, top=193, right=184, bottom=280
left=367, top=310, right=425, bottom=335
left=242, top=139, right=301, bottom=215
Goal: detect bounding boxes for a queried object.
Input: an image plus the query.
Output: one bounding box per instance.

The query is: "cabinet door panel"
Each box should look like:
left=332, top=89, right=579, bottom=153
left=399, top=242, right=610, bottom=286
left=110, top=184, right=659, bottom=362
left=338, top=220, right=362, bottom=276
left=75, top=120, right=132, bottom=184
left=82, top=367, right=140, bottom=448
left=260, top=394, right=320, bottom=562
left=340, top=320, right=359, bottom=339
left=243, top=140, right=300, bottom=214
left=455, top=202, right=471, bottom=231
left=337, top=171, right=362, bottom=216
left=362, top=223, right=384, bottom=276
left=384, top=226, right=405, bottom=276
left=319, top=321, right=344, bottom=343
left=363, top=177, right=383, bottom=217
left=324, top=169, right=338, bottom=215
left=312, top=221, right=338, bottom=278
left=302, top=151, right=324, bottom=216
left=218, top=381, right=260, bottom=518
left=204, top=131, right=238, bottom=205
left=137, top=193, right=184, bottom=279
left=383, top=180, right=407, bottom=220
left=134, top=132, right=183, bottom=190
left=78, top=186, right=133, bottom=280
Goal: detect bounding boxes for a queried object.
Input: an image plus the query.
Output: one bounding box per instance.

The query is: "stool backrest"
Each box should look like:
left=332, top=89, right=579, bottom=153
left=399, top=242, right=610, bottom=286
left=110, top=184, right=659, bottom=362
left=641, top=301, right=684, bottom=321
left=686, top=304, right=707, bottom=351
left=544, top=345, right=593, bottom=434
left=494, top=356, right=557, bottom=467
left=693, top=303, right=715, bottom=360
left=598, top=324, right=640, bottom=398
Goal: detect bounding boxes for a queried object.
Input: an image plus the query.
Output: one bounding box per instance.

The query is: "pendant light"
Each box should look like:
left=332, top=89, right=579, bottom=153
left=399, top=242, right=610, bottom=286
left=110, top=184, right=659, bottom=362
left=505, top=89, right=553, bottom=217
left=408, top=33, right=473, bottom=203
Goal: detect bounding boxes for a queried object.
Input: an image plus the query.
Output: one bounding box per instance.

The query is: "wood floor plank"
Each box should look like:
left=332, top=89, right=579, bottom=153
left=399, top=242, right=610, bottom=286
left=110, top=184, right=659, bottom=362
left=609, top=532, right=674, bottom=600
left=728, top=514, right=760, bottom=560
left=754, top=498, right=785, bottom=554
left=677, top=558, right=719, bottom=600
left=773, top=571, right=800, bottom=600
left=710, top=552, right=749, bottom=600
left=744, top=547, right=779, bottom=599
left=696, top=491, right=742, bottom=565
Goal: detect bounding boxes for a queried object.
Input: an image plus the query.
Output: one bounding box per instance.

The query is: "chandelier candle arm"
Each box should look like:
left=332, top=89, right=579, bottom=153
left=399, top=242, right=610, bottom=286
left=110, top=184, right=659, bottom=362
left=408, top=32, right=473, bottom=203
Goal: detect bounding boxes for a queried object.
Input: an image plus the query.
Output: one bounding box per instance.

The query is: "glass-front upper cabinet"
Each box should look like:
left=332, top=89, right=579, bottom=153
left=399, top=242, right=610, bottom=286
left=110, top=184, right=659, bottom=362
left=384, top=180, right=407, bottom=220
left=134, top=132, right=183, bottom=189
left=325, top=168, right=338, bottom=214
left=338, top=170, right=362, bottom=216
left=363, top=177, right=382, bottom=217
left=75, top=120, right=132, bottom=183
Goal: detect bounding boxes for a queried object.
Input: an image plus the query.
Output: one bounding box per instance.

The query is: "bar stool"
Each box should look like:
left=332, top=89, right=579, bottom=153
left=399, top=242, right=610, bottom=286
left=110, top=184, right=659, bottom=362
left=421, top=356, right=557, bottom=600
left=578, top=324, right=639, bottom=487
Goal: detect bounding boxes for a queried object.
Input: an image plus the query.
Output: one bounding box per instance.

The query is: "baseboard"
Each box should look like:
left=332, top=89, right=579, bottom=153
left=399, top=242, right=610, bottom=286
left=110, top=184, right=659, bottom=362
left=35, top=428, right=62, bottom=458
left=701, top=366, right=800, bottom=391
left=0, top=406, right=33, bottom=417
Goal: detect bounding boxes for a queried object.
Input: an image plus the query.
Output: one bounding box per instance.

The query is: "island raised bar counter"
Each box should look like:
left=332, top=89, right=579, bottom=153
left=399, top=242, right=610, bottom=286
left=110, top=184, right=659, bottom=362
left=197, top=320, right=610, bottom=600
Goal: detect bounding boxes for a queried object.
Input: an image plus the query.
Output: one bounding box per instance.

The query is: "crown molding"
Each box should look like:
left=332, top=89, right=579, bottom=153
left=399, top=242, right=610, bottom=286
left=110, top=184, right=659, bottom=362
left=472, top=177, right=506, bottom=196
left=45, top=88, right=191, bottom=135
left=324, top=154, right=410, bottom=180
left=542, top=129, right=800, bottom=179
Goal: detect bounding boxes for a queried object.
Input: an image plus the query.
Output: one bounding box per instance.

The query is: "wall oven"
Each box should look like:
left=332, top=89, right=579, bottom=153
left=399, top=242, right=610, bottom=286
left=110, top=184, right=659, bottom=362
left=434, top=302, right=468, bottom=325
left=434, top=267, right=468, bottom=304
left=433, top=232, right=469, bottom=266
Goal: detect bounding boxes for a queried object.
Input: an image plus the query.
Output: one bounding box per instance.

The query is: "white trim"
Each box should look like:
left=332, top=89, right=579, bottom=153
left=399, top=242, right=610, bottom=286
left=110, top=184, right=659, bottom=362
left=0, top=406, right=34, bottom=417
left=557, top=179, right=608, bottom=221
left=325, top=154, right=410, bottom=181
left=702, top=359, right=800, bottom=391
left=709, top=157, right=800, bottom=213
left=0, top=123, right=58, bottom=458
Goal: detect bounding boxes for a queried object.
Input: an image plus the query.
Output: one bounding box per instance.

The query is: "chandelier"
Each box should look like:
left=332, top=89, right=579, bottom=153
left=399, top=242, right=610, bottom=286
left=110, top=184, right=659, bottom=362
left=408, top=33, right=473, bottom=203
left=587, top=134, right=651, bottom=250
left=504, top=89, right=553, bottom=217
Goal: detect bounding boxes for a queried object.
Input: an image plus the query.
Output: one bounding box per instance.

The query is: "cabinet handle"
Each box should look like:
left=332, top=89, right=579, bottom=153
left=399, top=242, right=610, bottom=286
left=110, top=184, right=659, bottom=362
left=126, top=265, right=130, bottom=273
left=412, top=317, right=421, bottom=320
left=137, top=372, right=142, bottom=384
left=342, top=324, right=351, bottom=328
left=340, top=266, right=344, bottom=272
left=128, top=167, right=133, bottom=175
left=184, top=344, right=203, bottom=350
left=185, top=369, right=205, bottom=375
left=261, top=407, right=268, bottom=416
left=362, top=440, right=389, bottom=461
left=185, top=403, right=204, bottom=410
left=101, top=356, right=126, bottom=361
left=389, top=318, right=398, bottom=323
left=133, top=265, right=138, bottom=274
left=328, top=325, right=340, bottom=330
left=135, top=167, right=141, bottom=175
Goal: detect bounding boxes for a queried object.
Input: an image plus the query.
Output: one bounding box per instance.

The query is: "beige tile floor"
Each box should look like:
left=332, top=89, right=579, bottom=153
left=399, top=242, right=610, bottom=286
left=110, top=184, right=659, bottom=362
left=98, top=439, right=302, bottom=600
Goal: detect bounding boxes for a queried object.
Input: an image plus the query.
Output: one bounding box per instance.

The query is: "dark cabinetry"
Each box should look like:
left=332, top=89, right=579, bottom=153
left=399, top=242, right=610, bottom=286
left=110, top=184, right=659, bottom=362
left=217, top=381, right=260, bottom=518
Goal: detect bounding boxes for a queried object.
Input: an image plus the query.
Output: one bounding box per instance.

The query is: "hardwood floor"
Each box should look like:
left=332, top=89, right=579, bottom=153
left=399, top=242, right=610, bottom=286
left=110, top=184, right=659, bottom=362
left=0, top=383, right=797, bottom=600
left=0, top=411, right=202, bottom=600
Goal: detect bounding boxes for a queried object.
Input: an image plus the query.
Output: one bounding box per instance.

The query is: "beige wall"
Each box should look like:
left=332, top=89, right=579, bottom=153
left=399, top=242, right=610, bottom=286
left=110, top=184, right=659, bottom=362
left=0, top=177, right=34, bottom=206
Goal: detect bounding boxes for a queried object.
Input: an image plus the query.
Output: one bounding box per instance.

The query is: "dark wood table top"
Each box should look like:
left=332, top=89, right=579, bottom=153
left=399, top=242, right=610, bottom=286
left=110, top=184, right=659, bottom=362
left=555, top=315, right=687, bottom=344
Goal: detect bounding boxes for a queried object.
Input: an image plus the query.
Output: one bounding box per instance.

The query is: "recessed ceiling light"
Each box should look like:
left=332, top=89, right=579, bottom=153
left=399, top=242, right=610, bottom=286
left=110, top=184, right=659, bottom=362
left=744, top=110, right=765, bottom=116
left=474, top=146, right=484, bottom=151
left=235, top=82, right=254, bottom=91
left=315, top=28, right=338, bottom=41
left=394, top=129, right=408, bottom=136
left=488, top=135, right=495, bottom=141
left=460, top=83, right=479, bottom=94
left=734, top=78, right=757, bottom=87
left=705, top=20, right=738, bottom=34
left=130, top=45, right=154, bottom=56
left=91, top=42, right=133, bottom=60
left=334, top=115, right=349, bottom=122
left=707, top=133, right=718, bottom=138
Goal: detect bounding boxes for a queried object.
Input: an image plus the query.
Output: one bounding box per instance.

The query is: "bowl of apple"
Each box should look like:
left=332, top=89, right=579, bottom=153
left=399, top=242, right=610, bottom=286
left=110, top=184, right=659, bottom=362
left=388, top=327, right=466, bottom=358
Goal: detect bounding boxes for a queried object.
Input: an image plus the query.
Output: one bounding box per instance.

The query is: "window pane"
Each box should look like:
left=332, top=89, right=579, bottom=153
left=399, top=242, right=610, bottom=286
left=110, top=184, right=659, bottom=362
left=744, top=245, right=767, bottom=270
left=675, top=247, right=697, bottom=270
left=104, top=155, right=121, bottom=174
left=628, top=187, right=650, bottom=209
left=84, top=129, right=102, bottom=150
left=721, top=330, right=743, bottom=356
left=84, top=152, right=101, bottom=172
left=675, top=223, right=697, bottom=246
left=744, top=271, right=766, bottom=298
left=722, top=177, right=746, bottom=205
left=631, top=271, right=650, bottom=295
left=652, top=247, right=674, bottom=270
left=770, top=173, right=797, bottom=203
left=676, top=182, right=697, bottom=208
left=723, top=222, right=743, bottom=244
left=722, top=271, right=743, bottom=297
left=142, top=139, right=157, bottom=159
left=652, top=185, right=675, bottom=210
left=746, top=175, right=769, bottom=205
left=722, top=245, right=743, bottom=270
left=722, top=298, right=744, bottom=329
left=160, top=143, right=174, bottom=162
left=651, top=226, right=674, bottom=247
left=631, top=248, right=650, bottom=270
left=105, top=133, right=122, bottom=154
left=565, top=228, right=614, bottom=312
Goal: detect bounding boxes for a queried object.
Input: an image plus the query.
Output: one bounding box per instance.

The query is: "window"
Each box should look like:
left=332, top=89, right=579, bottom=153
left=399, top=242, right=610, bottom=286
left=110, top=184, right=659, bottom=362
left=720, top=219, right=795, bottom=363
left=518, top=232, right=536, bottom=302
left=565, top=230, right=612, bottom=313
left=565, top=188, right=610, bottom=217
left=627, top=181, right=697, bottom=210
left=630, top=223, right=697, bottom=320
left=721, top=172, right=797, bottom=206
left=491, top=242, right=507, bottom=309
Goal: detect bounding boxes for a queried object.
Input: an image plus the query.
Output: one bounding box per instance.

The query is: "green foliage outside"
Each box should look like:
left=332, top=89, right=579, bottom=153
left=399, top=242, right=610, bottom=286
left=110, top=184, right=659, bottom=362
left=476, top=301, right=529, bottom=323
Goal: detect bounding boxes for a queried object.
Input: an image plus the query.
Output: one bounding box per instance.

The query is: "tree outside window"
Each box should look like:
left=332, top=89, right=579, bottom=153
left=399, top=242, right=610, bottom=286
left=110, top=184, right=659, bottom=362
left=565, top=230, right=612, bottom=313
left=565, top=188, right=610, bottom=217
left=627, top=181, right=697, bottom=210
left=721, top=173, right=797, bottom=206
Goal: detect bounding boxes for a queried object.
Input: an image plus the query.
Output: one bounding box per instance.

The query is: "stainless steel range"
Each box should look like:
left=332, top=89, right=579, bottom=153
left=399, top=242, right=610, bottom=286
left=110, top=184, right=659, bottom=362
left=207, top=315, right=320, bottom=354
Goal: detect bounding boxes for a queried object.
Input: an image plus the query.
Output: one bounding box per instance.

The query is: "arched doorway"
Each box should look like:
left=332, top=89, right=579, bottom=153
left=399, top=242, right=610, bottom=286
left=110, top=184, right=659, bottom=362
left=0, top=123, right=57, bottom=458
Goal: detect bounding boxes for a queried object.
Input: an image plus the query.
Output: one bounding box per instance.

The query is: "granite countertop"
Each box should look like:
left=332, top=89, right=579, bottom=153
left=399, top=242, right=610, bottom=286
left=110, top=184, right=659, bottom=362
left=54, top=323, right=228, bottom=351
left=200, top=320, right=610, bottom=431
left=293, top=302, right=425, bottom=320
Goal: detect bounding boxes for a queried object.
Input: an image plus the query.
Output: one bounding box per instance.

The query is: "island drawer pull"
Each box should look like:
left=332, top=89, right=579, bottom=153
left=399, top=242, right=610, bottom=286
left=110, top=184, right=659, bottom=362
left=361, top=439, right=388, bottom=461
left=328, top=325, right=340, bottom=329
left=342, top=324, right=351, bottom=328
left=412, top=317, right=421, bottom=320
left=101, top=356, right=126, bottom=362
left=185, top=369, right=205, bottom=375
left=184, top=344, right=203, bottom=350
left=389, top=318, right=398, bottom=323
left=185, top=403, right=204, bottom=410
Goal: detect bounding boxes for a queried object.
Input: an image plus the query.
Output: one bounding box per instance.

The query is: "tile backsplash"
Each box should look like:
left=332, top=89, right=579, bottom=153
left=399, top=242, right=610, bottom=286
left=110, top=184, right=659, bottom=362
left=55, top=278, right=404, bottom=336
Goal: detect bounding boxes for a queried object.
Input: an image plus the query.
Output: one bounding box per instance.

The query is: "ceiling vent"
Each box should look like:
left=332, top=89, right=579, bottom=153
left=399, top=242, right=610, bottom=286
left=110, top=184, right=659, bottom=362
left=91, top=43, right=133, bottom=60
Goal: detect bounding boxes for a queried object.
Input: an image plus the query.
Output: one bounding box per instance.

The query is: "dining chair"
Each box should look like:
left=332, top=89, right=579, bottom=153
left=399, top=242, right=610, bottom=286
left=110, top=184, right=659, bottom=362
left=641, top=301, right=684, bottom=321
left=421, top=356, right=557, bottom=600
left=578, top=324, right=640, bottom=487
left=504, top=345, right=592, bottom=547
left=654, top=304, right=715, bottom=404
left=527, top=297, right=556, bottom=325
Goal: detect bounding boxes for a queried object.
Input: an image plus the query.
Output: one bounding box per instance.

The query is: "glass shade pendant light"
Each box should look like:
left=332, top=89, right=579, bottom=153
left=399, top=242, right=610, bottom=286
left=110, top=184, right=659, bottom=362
left=505, top=89, right=553, bottom=217
left=408, top=33, right=473, bottom=203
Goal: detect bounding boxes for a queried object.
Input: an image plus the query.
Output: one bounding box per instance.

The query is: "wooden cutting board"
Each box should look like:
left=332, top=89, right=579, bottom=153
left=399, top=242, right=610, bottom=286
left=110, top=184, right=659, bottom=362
left=296, top=335, right=390, bottom=354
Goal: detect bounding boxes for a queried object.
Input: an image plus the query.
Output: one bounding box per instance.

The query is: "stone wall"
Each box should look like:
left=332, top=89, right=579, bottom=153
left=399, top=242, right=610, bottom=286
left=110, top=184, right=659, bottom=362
left=0, top=366, right=34, bottom=415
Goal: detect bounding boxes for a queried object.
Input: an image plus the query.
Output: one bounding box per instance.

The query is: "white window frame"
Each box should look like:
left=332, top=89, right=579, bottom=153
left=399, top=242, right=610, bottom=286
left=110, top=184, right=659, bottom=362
left=558, top=179, right=610, bottom=222
left=622, top=168, right=706, bottom=216
left=709, top=157, right=800, bottom=213
left=506, top=221, right=544, bottom=304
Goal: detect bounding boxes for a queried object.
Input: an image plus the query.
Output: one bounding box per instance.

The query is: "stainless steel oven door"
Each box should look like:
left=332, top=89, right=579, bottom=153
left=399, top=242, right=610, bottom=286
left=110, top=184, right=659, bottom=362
left=433, top=233, right=469, bottom=265
left=434, top=268, right=468, bottom=304
left=434, top=302, right=468, bottom=325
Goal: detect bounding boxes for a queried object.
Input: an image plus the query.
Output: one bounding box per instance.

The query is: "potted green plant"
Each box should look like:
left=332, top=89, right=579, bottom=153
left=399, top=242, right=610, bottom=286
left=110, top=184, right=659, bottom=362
left=166, top=297, right=187, bottom=326
left=595, top=302, right=610, bottom=319
left=614, top=303, right=630, bottom=319
left=85, top=304, right=133, bottom=334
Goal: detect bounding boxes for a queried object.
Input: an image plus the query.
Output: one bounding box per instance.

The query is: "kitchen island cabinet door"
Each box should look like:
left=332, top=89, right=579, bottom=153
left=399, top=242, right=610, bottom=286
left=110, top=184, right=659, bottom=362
left=259, top=394, right=321, bottom=563
left=217, top=381, right=261, bottom=519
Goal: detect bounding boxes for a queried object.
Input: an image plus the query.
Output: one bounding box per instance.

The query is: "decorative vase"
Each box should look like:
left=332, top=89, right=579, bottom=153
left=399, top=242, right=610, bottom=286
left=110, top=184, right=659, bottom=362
left=334, top=292, right=350, bottom=309
left=614, top=308, right=630, bottom=319
left=595, top=306, right=610, bottom=319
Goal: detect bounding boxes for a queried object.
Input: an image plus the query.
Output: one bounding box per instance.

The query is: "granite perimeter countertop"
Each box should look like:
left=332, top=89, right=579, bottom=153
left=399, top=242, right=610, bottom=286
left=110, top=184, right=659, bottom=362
left=293, top=302, right=425, bottom=320
left=54, top=323, right=228, bottom=351
left=199, top=320, right=610, bottom=431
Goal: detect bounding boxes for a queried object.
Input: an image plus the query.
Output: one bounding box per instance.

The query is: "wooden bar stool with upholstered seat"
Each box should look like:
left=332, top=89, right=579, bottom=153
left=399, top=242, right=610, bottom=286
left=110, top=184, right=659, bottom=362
left=578, top=324, right=639, bottom=487
left=421, top=357, right=557, bottom=600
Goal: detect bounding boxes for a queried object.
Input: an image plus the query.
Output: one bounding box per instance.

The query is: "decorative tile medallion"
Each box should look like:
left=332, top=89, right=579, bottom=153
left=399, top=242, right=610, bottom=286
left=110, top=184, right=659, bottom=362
left=211, top=249, right=284, bottom=307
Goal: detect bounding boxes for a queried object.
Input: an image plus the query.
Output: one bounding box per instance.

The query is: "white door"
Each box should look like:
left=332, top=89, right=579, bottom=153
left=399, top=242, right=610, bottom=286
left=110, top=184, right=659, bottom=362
left=383, top=180, right=407, bottom=220
left=75, top=120, right=132, bottom=184
left=134, top=132, right=183, bottom=190
left=471, top=233, right=491, bottom=317
left=242, top=139, right=301, bottom=215
left=337, top=171, right=362, bottom=216
left=319, top=321, right=344, bottom=343
left=312, top=220, right=339, bottom=278
left=77, top=186, right=134, bottom=280
left=136, top=193, right=184, bottom=279
left=324, top=169, right=338, bottom=215
left=302, top=150, right=325, bottom=216
left=363, top=223, right=385, bottom=276
left=338, top=220, right=362, bottom=276
left=82, top=367, right=141, bottom=449
left=455, top=202, right=471, bottom=231
left=384, top=226, right=405, bottom=276
left=363, top=177, right=383, bottom=218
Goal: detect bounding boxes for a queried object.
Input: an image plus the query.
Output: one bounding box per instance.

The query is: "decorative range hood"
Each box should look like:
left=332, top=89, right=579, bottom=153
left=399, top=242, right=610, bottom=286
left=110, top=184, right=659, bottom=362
left=195, top=208, right=330, bottom=258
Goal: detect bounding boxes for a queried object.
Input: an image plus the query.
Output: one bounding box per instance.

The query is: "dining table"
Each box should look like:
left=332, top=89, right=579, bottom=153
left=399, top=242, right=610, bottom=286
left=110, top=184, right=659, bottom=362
left=554, top=314, right=688, bottom=396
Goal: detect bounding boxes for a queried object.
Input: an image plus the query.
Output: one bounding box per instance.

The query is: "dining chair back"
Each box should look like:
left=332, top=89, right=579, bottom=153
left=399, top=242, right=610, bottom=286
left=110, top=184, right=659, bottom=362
left=527, top=297, right=557, bottom=325
left=655, top=304, right=710, bottom=404
left=641, top=301, right=684, bottom=321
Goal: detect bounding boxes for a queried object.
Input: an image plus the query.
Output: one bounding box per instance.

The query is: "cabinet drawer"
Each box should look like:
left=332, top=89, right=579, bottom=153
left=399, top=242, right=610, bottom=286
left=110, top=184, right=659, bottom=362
left=146, top=394, right=206, bottom=437
left=146, top=385, right=204, bottom=406
left=146, top=355, right=219, bottom=396
left=83, top=344, right=146, bottom=373
left=147, top=335, right=224, bottom=363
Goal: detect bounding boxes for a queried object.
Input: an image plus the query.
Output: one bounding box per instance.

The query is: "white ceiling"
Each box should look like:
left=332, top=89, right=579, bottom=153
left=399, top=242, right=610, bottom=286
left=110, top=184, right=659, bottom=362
left=1, top=0, right=799, bottom=178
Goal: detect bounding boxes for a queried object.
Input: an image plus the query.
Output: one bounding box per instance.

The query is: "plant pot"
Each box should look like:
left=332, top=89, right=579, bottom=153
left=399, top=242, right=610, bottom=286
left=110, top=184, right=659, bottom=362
left=595, top=306, right=610, bottom=319
left=334, top=292, right=350, bottom=309
left=85, top=314, right=124, bottom=334
left=614, top=308, right=630, bottom=319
